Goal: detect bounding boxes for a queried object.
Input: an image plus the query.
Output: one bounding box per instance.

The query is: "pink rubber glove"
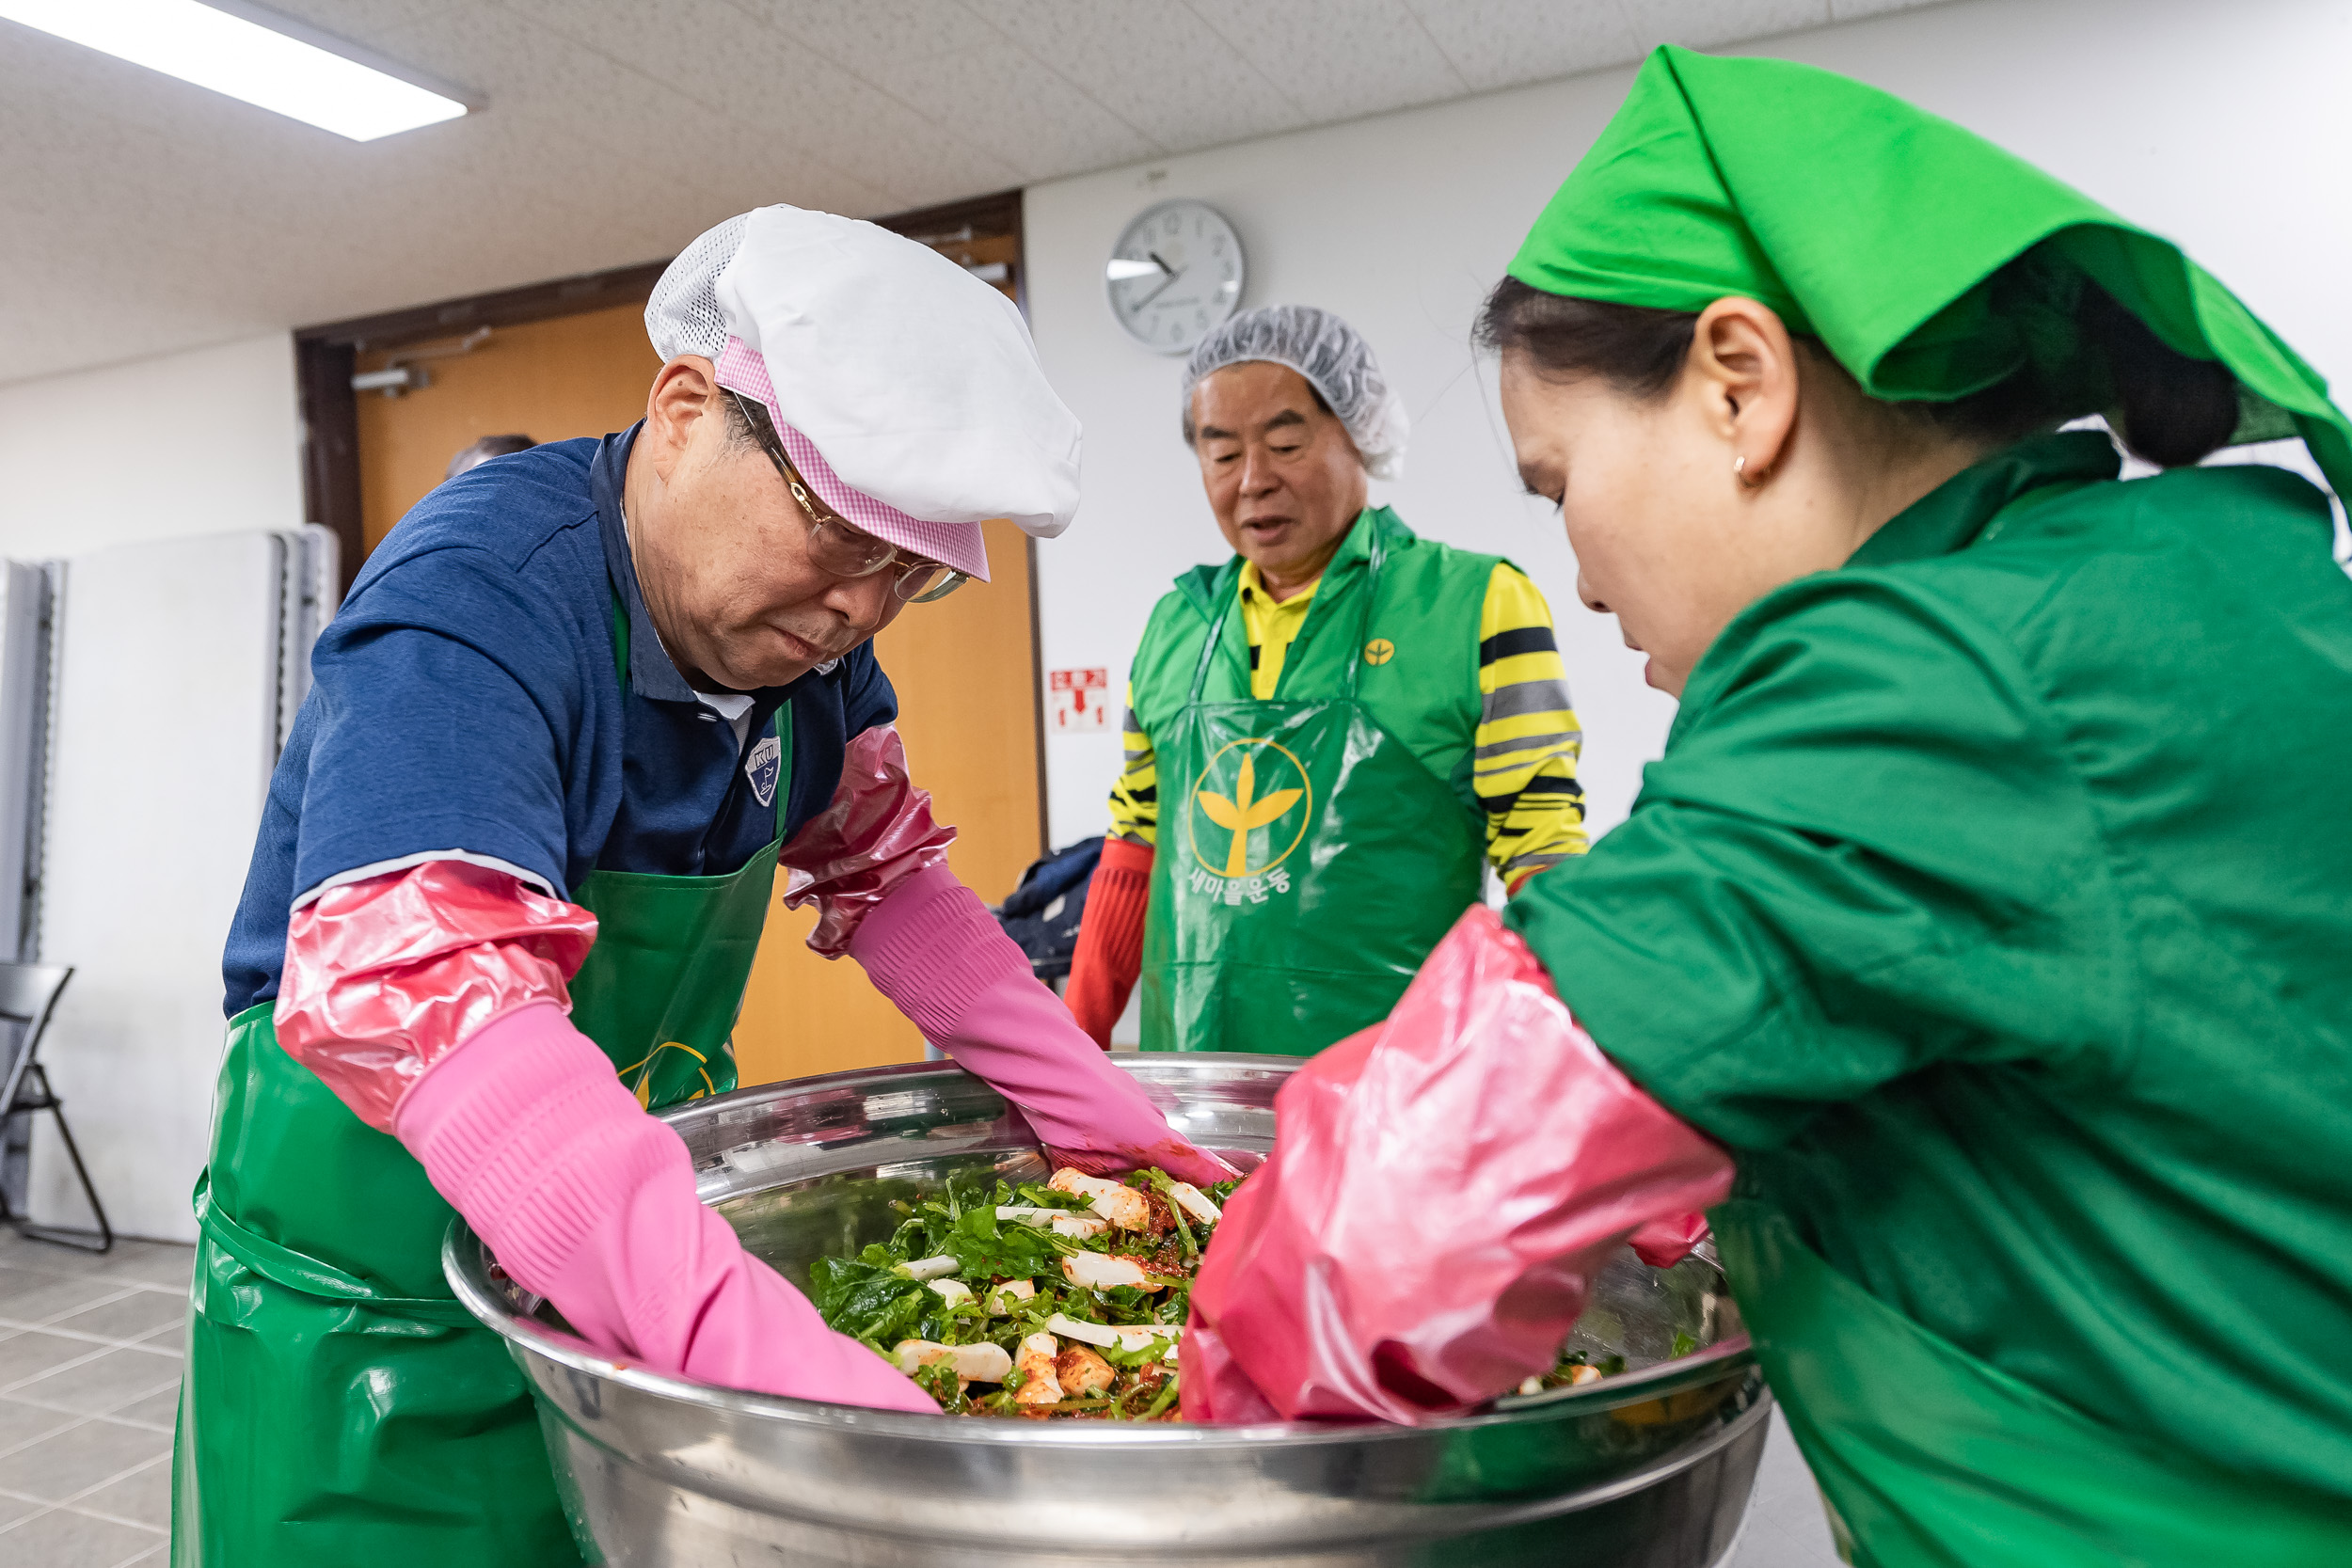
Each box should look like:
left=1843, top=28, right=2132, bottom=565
left=1182, top=907, right=1735, bottom=1425
left=394, top=1001, right=936, bottom=1411
left=850, top=861, right=1232, bottom=1187
left=779, top=725, right=957, bottom=957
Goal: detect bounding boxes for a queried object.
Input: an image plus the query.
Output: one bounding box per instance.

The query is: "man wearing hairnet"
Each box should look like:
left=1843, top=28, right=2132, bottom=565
left=175, top=207, right=1226, bottom=1568
left=1066, top=305, right=1588, bottom=1055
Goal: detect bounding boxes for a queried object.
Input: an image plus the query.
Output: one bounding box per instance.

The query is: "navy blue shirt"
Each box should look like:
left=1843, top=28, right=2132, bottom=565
left=223, top=427, right=897, bottom=1016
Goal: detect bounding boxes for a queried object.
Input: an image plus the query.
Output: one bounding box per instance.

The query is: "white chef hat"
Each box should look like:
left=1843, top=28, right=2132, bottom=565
left=646, top=207, right=1082, bottom=581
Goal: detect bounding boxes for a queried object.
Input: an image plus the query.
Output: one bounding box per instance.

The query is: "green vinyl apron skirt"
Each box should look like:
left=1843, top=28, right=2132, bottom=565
left=1711, top=1201, right=2352, bottom=1568
left=172, top=623, right=792, bottom=1565
left=1138, top=523, right=1485, bottom=1057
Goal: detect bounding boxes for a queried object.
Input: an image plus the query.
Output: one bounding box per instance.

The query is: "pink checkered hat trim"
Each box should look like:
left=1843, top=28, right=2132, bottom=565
left=715, top=338, right=991, bottom=582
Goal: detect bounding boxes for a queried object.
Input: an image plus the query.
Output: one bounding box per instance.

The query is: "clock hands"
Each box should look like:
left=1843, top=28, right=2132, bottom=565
left=1131, top=263, right=1187, bottom=311
left=1104, top=254, right=1168, bottom=282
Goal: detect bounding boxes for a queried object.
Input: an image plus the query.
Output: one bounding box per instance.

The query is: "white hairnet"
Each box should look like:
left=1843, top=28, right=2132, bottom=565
left=644, top=207, right=1082, bottom=578
left=1180, top=305, right=1408, bottom=481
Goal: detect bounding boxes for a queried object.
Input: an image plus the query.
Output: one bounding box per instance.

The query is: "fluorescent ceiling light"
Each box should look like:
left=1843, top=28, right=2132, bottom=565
left=0, top=0, right=469, bottom=142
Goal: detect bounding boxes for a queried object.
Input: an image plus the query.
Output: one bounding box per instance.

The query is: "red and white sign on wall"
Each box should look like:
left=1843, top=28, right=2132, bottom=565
left=1047, top=668, right=1112, bottom=734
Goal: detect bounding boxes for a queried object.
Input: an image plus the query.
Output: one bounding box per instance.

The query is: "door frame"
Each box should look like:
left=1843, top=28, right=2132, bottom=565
left=289, top=189, right=1048, bottom=853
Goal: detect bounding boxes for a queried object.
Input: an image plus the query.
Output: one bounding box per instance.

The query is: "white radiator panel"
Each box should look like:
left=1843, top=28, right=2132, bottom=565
left=0, top=563, right=50, bottom=962
left=28, top=532, right=293, bottom=1241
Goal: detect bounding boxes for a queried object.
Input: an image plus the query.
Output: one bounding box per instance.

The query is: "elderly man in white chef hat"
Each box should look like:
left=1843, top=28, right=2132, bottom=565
left=177, top=208, right=1230, bottom=1568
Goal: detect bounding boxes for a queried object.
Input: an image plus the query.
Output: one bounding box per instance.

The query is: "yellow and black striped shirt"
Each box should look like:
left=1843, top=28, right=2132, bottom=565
left=1108, top=561, right=1586, bottom=888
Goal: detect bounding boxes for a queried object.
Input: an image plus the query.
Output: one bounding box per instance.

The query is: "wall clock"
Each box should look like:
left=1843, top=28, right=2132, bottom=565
left=1104, top=199, right=1245, bottom=356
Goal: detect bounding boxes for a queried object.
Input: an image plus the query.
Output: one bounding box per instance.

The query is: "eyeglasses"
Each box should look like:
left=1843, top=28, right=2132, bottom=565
left=727, top=391, right=969, bottom=604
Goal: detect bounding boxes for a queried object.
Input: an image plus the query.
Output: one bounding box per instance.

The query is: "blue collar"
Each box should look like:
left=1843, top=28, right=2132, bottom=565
left=592, top=423, right=702, bottom=704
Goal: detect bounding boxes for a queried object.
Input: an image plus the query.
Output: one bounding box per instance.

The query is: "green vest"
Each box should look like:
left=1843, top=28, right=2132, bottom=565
left=1128, top=509, right=1500, bottom=1055
left=1128, top=509, right=1499, bottom=812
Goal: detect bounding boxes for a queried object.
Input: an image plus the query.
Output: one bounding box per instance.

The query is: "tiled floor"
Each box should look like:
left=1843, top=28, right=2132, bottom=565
left=0, top=1225, right=1835, bottom=1567
left=0, top=1228, right=193, bottom=1568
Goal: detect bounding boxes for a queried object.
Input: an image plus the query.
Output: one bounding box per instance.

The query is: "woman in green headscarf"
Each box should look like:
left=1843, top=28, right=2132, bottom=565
left=1188, top=46, right=2352, bottom=1567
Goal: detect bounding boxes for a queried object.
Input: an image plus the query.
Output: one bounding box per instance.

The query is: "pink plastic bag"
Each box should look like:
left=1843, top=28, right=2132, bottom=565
left=1183, top=907, right=1734, bottom=1425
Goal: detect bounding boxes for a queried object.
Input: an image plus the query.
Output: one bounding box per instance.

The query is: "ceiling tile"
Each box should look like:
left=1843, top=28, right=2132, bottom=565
left=1179, top=0, right=1471, bottom=125
left=0, top=0, right=1958, bottom=383
left=961, top=0, right=1309, bottom=152
left=743, top=0, right=1008, bottom=72
left=871, top=40, right=1161, bottom=180
left=1405, top=0, right=1642, bottom=93
left=505, top=0, right=1025, bottom=206
left=1826, top=0, right=1947, bottom=19
left=1618, top=0, right=1831, bottom=51
left=260, top=0, right=473, bottom=38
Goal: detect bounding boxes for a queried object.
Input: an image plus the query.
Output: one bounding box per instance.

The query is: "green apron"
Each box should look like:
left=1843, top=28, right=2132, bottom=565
left=1138, top=524, right=1485, bottom=1056
left=1712, top=1200, right=2352, bottom=1568
left=173, top=609, right=792, bottom=1567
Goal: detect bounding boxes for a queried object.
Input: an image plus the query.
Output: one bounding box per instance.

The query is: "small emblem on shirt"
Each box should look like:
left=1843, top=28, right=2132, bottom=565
left=1363, top=638, right=1395, bottom=665
left=745, top=734, right=782, bottom=809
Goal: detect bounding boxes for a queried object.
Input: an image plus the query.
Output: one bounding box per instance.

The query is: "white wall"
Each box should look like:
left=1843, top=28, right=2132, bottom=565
left=1023, top=0, right=2352, bottom=847
left=0, top=333, right=304, bottom=1236
left=0, top=333, right=305, bottom=557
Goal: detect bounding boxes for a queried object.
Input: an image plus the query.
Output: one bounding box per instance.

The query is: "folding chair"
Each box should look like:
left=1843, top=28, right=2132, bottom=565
left=0, top=963, right=109, bottom=1253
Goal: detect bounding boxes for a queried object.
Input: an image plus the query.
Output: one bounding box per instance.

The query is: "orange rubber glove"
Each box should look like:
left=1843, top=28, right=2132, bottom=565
left=1064, top=835, right=1152, bottom=1048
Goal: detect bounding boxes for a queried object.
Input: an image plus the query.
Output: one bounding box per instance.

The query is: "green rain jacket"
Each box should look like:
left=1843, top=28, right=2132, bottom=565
left=1511, top=428, right=2352, bottom=1509
left=1499, top=43, right=2352, bottom=1533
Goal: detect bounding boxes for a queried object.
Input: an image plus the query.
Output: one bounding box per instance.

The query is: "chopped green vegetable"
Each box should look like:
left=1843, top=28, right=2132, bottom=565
left=1010, top=1181, right=1095, bottom=1212
left=810, top=1257, right=930, bottom=1347
left=1138, top=1169, right=1199, bottom=1258
left=810, top=1163, right=1235, bottom=1419
left=1137, top=1375, right=1182, bottom=1421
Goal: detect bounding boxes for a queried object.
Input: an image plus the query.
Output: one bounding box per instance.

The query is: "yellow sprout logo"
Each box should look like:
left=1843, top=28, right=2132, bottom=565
left=617, top=1040, right=717, bottom=1106
left=1187, top=738, right=1311, bottom=879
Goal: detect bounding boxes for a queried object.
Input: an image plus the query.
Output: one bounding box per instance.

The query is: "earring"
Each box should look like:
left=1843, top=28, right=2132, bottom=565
left=1734, top=454, right=1764, bottom=489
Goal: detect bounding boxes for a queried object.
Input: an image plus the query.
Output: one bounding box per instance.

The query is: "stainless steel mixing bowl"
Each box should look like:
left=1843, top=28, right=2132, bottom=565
left=446, top=1053, right=1770, bottom=1567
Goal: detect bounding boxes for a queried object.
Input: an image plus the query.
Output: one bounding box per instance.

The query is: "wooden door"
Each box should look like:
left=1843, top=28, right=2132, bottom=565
left=737, top=526, right=1041, bottom=1080
left=354, top=303, right=660, bottom=553
left=352, top=314, right=1044, bottom=1085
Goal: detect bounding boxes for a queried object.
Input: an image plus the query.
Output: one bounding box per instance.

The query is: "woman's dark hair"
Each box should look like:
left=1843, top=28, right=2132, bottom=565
left=1475, top=274, right=2240, bottom=468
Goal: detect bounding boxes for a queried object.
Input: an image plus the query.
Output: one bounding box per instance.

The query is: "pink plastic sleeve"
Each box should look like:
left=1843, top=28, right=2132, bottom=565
left=1629, top=1212, right=1712, bottom=1269
left=850, top=862, right=1233, bottom=1188
left=779, top=725, right=956, bottom=957
left=1182, top=907, right=1736, bottom=1425
left=275, top=860, right=597, bottom=1132
left=393, top=1003, right=937, bottom=1410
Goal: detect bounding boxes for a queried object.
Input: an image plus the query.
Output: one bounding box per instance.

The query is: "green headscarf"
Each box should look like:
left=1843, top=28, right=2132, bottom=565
left=1507, top=46, right=2352, bottom=498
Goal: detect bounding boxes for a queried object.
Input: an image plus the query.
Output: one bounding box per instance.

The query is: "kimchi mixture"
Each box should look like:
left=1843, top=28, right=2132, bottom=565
left=814, top=1166, right=1232, bottom=1419
left=812, top=1164, right=1653, bottom=1418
